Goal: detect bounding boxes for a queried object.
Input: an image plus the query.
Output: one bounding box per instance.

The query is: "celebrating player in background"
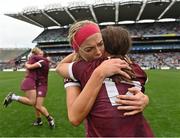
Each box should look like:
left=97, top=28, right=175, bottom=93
left=3, top=48, right=55, bottom=128
left=56, top=20, right=150, bottom=136
left=25, top=51, right=55, bottom=128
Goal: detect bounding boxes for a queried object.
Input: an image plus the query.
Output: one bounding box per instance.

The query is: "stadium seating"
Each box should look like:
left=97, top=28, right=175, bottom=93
left=1, top=22, right=180, bottom=70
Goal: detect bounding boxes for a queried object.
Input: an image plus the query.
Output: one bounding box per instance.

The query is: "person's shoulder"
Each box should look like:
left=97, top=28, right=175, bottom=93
left=131, top=62, right=147, bottom=83
left=28, top=55, right=37, bottom=62
left=131, top=62, right=143, bottom=70
left=75, top=58, right=103, bottom=67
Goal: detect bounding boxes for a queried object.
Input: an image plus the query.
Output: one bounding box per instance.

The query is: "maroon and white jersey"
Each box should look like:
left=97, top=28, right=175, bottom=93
left=21, top=55, right=47, bottom=91
left=25, top=55, right=40, bottom=80
left=64, top=78, right=81, bottom=88
left=36, top=57, right=49, bottom=85
left=35, top=57, right=49, bottom=97
left=26, top=55, right=49, bottom=85
left=68, top=58, right=154, bottom=137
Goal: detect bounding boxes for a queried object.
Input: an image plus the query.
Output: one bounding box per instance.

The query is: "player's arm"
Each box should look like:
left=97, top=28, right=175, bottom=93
left=65, top=59, right=131, bottom=126
left=65, top=67, right=104, bottom=126
left=56, top=63, right=70, bottom=78
left=116, top=87, right=149, bottom=116
left=56, top=56, right=131, bottom=80
left=115, top=65, right=149, bottom=116
left=56, top=53, right=76, bottom=78
left=25, top=60, right=44, bottom=69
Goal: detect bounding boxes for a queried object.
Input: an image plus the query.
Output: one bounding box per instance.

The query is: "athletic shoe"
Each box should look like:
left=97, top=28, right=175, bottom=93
left=48, top=116, right=55, bottom=128
left=3, top=92, right=13, bottom=107
left=33, top=120, right=43, bottom=126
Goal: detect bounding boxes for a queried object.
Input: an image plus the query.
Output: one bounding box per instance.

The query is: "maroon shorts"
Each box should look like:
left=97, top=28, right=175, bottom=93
left=20, top=78, right=36, bottom=91
left=36, top=85, right=47, bottom=97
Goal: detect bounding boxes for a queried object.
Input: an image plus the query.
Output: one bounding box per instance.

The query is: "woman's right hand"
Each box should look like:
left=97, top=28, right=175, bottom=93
left=116, top=87, right=149, bottom=116
left=95, top=58, right=132, bottom=79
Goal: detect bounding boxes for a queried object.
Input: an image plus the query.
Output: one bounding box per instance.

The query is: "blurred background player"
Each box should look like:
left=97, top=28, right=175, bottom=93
left=3, top=48, right=55, bottom=128
left=25, top=51, right=55, bottom=128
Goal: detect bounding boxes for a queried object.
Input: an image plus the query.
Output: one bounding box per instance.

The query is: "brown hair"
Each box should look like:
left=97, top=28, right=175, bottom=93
left=101, top=26, right=131, bottom=56
left=101, top=26, right=136, bottom=81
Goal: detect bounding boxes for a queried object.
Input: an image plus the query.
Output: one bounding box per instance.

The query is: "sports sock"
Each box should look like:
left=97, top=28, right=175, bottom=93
left=37, top=117, right=42, bottom=123
left=11, top=94, right=20, bottom=101
left=46, top=115, right=52, bottom=121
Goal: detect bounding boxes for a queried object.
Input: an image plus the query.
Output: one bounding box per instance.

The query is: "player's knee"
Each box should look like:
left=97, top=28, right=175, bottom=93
left=35, top=104, right=42, bottom=111
left=29, top=99, right=36, bottom=106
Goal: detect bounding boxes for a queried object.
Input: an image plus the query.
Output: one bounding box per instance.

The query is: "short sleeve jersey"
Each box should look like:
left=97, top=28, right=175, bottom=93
left=68, top=58, right=154, bottom=137
left=25, top=55, right=41, bottom=80
left=36, top=57, right=49, bottom=85
left=26, top=55, right=49, bottom=85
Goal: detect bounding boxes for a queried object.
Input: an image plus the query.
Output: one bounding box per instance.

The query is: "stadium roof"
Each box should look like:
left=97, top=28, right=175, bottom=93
left=5, top=0, right=180, bottom=28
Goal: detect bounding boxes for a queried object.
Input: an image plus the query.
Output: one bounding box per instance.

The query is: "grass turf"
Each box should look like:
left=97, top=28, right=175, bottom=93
left=0, top=70, right=180, bottom=137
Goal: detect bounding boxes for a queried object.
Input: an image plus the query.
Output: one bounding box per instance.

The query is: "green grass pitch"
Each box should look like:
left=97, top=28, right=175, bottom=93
left=0, top=70, right=180, bottom=137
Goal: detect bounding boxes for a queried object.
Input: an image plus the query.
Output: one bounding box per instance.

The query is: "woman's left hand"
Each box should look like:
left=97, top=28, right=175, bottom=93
left=115, top=87, right=149, bottom=116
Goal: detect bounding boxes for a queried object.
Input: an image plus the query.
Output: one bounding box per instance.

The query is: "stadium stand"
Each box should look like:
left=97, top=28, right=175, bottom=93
left=0, top=48, right=31, bottom=71
left=33, top=28, right=68, bottom=43
left=129, top=52, right=180, bottom=69
left=0, top=48, right=30, bottom=62
left=3, top=0, right=180, bottom=70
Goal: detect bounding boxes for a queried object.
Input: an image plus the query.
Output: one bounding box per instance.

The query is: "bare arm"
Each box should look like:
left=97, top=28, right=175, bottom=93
left=25, top=62, right=41, bottom=70
left=66, top=68, right=104, bottom=126
left=56, top=53, right=76, bottom=77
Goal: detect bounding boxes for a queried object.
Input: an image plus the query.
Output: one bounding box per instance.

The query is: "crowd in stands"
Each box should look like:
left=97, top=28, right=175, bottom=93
left=1, top=52, right=180, bottom=70
left=0, top=48, right=28, bottom=62
left=33, top=22, right=180, bottom=43
left=126, top=22, right=180, bottom=36
left=1, top=22, right=180, bottom=71
left=38, top=52, right=180, bottom=69
left=129, top=52, right=180, bottom=69
left=51, top=55, right=65, bottom=63
left=33, top=28, right=68, bottom=43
